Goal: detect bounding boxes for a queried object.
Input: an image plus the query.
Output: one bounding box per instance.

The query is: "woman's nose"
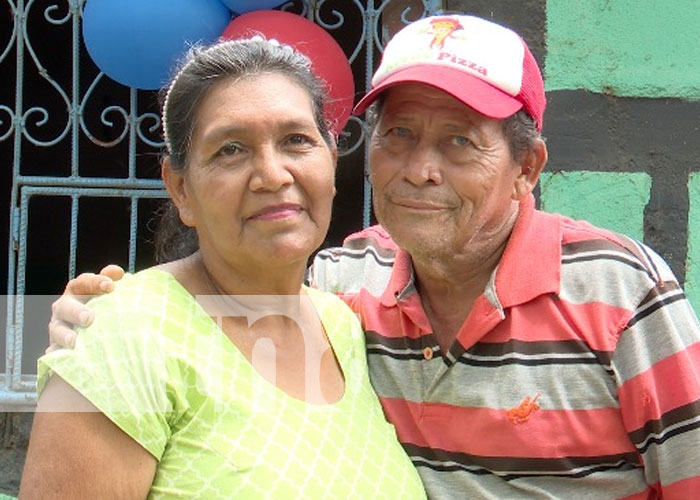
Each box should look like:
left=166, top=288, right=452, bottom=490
left=249, top=146, right=294, bottom=191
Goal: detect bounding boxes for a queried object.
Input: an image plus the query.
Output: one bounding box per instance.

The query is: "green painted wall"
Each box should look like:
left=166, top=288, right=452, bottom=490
left=545, top=0, right=700, bottom=99
left=687, top=173, right=700, bottom=313
left=539, top=171, right=651, bottom=241
left=544, top=0, right=700, bottom=314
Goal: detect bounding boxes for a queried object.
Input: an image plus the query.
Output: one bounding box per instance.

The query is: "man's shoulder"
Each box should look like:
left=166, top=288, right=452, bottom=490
left=315, top=224, right=399, bottom=263
left=309, top=225, right=398, bottom=296
left=553, top=213, right=678, bottom=305
left=341, top=224, right=399, bottom=250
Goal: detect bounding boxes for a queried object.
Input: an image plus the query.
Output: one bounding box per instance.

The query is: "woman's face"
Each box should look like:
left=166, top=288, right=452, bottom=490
left=164, top=73, right=337, bottom=271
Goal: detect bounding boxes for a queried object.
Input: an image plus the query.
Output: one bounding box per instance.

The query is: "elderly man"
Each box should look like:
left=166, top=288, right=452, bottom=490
left=48, top=14, right=700, bottom=498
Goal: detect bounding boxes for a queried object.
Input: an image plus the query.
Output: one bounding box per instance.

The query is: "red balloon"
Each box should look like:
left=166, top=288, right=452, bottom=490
left=221, top=11, right=354, bottom=135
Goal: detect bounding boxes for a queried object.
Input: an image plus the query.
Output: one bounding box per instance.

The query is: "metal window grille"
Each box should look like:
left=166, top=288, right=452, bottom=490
left=1, top=0, right=442, bottom=408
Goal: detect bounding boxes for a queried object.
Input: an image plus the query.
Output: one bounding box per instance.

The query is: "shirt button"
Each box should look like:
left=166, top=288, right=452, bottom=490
left=423, top=347, right=434, bottom=360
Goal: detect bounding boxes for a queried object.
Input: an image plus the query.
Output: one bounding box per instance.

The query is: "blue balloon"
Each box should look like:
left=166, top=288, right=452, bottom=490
left=220, top=0, right=284, bottom=14
left=82, top=0, right=231, bottom=90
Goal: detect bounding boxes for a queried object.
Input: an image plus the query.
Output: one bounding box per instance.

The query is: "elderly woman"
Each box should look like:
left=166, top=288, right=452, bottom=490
left=20, top=38, right=426, bottom=499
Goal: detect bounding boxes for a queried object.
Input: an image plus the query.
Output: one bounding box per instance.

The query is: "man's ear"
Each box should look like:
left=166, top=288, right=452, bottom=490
left=161, top=157, right=195, bottom=227
left=512, top=138, right=548, bottom=200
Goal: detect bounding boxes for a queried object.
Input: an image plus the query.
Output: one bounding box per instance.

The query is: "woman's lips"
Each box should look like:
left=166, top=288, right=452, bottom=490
left=247, top=203, right=303, bottom=221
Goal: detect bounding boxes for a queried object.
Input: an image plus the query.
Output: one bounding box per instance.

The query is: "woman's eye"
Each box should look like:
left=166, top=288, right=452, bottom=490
left=218, top=141, right=241, bottom=156
left=287, top=134, right=311, bottom=146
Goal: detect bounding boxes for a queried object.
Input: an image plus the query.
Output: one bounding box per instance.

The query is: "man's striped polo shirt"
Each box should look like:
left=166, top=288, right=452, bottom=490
left=309, top=194, right=700, bottom=499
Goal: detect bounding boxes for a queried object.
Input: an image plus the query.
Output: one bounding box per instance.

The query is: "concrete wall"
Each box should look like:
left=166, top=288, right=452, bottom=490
left=447, top=0, right=700, bottom=312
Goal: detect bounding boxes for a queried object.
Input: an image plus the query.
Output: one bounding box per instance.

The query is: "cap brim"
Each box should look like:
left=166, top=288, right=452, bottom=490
left=353, top=64, right=524, bottom=119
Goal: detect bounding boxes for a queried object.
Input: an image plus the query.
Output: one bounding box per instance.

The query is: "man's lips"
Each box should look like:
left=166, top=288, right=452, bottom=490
left=247, top=203, right=303, bottom=221
left=389, top=196, right=452, bottom=210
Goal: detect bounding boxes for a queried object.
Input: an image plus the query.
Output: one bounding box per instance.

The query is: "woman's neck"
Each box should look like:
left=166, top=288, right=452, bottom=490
left=158, top=250, right=308, bottom=297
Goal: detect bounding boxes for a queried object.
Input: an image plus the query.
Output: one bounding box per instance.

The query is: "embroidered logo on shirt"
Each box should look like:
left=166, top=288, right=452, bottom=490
left=506, top=393, right=541, bottom=424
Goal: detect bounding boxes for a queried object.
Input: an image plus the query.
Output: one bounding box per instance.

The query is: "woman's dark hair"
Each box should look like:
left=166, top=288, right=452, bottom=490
left=154, top=37, right=333, bottom=263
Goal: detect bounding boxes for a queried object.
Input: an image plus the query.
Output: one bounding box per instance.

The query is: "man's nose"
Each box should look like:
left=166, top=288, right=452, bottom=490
left=249, top=146, right=294, bottom=191
left=403, top=141, right=443, bottom=185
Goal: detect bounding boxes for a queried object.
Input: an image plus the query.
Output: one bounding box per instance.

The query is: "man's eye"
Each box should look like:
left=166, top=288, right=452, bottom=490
left=449, top=135, right=471, bottom=147
left=390, top=127, right=411, bottom=138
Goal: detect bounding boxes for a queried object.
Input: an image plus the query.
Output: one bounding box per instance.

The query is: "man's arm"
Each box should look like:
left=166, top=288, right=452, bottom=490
left=47, top=265, right=124, bottom=350
left=613, top=251, right=700, bottom=497
left=20, top=375, right=157, bottom=499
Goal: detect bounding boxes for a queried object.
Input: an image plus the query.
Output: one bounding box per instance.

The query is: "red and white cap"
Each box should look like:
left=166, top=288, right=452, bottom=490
left=354, top=15, right=546, bottom=131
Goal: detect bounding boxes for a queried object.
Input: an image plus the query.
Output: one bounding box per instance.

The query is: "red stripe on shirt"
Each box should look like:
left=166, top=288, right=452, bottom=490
left=660, top=475, right=700, bottom=500
left=615, top=487, right=656, bottom=500
left=489, top=298, right=630, bottom=353
left=618, top=342, right=700, bottom=431
left=380, top=397, right=636, bottom=459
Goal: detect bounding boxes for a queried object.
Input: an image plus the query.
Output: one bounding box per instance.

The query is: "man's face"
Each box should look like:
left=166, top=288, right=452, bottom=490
left=368, top=83, right=524, bottom=260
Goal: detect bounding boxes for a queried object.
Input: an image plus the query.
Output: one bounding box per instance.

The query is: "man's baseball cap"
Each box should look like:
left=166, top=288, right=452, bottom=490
left=354, top=14, right=546, bottom=131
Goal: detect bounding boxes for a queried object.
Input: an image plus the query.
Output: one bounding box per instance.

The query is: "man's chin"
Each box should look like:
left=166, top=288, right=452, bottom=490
left=382, top=221, right=451, bottom=256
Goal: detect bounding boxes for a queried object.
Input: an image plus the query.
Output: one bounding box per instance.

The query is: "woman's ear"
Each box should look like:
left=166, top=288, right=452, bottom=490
left=161, top=157, right=195, bottom=227
left=331, top=142, right=338, bottom=196
left=512, top=138, right=548, bottom=200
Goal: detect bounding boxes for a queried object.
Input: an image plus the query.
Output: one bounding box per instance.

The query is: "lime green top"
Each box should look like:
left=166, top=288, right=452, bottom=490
left=38, top=269, right=426, bottom=499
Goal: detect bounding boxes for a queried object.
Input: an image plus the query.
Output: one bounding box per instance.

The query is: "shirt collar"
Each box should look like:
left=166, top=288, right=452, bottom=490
left=493, top=194, right=561, bottom=308
left=379, top=194, right=562, bottom=309
left=381, top=246, right=417, bottom=307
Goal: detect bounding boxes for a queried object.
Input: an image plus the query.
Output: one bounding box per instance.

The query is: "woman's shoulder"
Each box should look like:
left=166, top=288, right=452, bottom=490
left=84, top=268, right=203, bottom=339
left=304, top=286, right=364, bottom=342
left=108, top=267, right=180, bottom=292
left=303, top=285, right=355, bottom=316
left=89, top=268, right=187, bottom=309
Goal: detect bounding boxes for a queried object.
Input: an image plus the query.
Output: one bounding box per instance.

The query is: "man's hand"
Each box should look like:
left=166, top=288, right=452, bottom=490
left=47, top=265, right=125, bottom=352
